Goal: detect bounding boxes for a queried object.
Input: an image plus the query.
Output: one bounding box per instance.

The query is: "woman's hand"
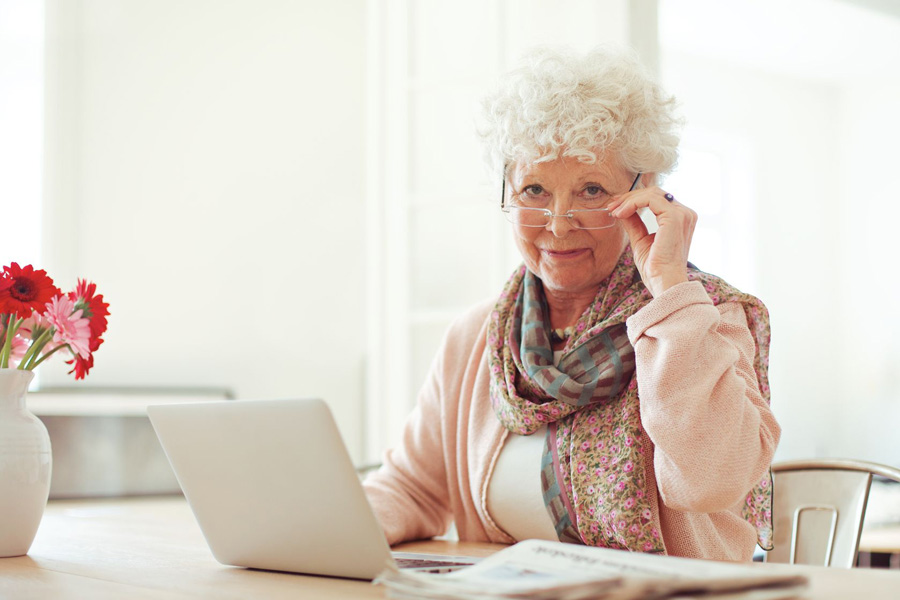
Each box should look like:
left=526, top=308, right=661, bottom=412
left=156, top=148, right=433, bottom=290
left=606, top=186, right=697, bottom=298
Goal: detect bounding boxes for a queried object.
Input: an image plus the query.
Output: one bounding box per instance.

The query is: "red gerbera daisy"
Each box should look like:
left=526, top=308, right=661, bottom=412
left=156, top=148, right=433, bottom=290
left=65, top=279, right=109, bottom=379
left=67, top=344, right=99, bottom=380
left=69, top=279, right=110, bottom=342
left=0, top=263, right=62, bottom=319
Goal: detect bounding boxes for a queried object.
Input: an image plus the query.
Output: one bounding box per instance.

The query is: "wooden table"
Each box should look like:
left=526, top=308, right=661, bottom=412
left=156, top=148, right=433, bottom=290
left=2, top=497, right=899, bottom=599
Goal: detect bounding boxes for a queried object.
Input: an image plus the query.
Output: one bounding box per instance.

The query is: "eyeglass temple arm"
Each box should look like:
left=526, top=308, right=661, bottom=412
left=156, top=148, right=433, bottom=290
left=629, top=172, right=642, bottom=191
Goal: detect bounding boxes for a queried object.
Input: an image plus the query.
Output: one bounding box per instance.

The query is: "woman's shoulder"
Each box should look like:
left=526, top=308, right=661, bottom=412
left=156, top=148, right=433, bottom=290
left=426, top=297, right=497, bottom=384
left=686, top=267, right=767, bottom=313
left=444, top=297, right=496, bottom=345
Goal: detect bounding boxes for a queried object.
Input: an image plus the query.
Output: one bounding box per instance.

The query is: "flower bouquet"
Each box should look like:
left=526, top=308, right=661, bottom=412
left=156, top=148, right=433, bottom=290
left=0, top=262, right=109, bottom=557
left=0, top=262, right=109, bottom=377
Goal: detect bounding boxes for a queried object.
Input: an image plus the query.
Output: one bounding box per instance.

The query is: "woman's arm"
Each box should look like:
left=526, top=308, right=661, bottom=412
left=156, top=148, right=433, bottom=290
left=362, top=341, right=454, bottom=545
left=626, top=280, right=781, bottom=513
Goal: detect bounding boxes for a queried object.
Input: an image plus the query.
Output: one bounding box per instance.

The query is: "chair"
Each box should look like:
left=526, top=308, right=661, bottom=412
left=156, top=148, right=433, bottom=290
left=765, top=458, right=900, bottom=568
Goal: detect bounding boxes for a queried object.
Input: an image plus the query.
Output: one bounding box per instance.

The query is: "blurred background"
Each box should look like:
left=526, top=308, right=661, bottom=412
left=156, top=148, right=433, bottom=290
left=2, top=0, right=898, bottom=474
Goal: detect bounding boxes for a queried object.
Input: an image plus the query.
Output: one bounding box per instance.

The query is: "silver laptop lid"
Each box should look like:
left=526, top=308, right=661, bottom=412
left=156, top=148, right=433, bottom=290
left=148, top=398, right=393, bottom=579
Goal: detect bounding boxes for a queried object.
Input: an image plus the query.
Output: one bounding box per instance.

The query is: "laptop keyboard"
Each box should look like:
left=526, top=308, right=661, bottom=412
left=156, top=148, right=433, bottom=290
left=394, top=557, right=474, bottom=570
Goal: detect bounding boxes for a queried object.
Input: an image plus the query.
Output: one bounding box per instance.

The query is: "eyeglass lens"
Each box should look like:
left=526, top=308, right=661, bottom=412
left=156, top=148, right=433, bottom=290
left=503, top=207, right=616, bottom=229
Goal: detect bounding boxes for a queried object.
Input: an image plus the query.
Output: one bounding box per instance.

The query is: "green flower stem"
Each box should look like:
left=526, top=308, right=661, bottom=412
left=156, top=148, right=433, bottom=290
left=1, top=316, right=23, bottom=369
left=28, top=343, right=66, bottom=370
left=0, top=316, right=8, bottom=368
left=17, top=328, right=53, bottom=371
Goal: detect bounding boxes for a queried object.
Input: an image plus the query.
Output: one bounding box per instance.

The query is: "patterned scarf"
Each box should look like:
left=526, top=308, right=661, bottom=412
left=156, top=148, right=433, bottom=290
left=487, top=247, right=774, bottom=552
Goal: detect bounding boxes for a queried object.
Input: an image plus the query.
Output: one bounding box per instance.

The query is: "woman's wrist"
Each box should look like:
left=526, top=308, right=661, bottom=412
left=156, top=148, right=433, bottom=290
left=645, top=272, right=689, bottom=298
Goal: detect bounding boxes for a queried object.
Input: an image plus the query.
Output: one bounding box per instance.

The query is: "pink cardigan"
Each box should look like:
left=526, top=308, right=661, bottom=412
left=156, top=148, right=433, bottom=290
left=363, top=281, right=781, bottom=561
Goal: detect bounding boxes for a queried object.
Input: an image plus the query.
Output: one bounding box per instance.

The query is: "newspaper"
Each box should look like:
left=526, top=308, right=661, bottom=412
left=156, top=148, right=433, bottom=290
left=375, top=540, right=808, bottom=600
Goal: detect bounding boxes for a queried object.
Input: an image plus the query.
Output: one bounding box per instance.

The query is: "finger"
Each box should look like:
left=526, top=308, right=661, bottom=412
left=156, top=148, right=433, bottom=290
left=608, top=194, right=642, bottom=219
left=614, top=189, right=698, bottom=261
left=606, top=195, right=625, bottom=213
left=611, top=189, right=689, bottom=224
left=632, top=189, right=678, bottom=216
left=606, top=190, right=646, bottom=215
left=606, top=186, right=649, bottom=213
left=618, top=211, right=650, bottom=246
left=643, top=190, right=682, bottom=216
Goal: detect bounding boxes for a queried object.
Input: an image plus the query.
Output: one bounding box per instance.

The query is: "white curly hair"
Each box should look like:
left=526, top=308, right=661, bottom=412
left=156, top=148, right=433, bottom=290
left=478, top=45, right=682, bottom=186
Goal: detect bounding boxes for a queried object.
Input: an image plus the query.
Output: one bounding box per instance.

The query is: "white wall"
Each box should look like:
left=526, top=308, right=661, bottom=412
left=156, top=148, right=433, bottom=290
left=834, top=79, right=900, bottom=466
left=42, top=0, right=369, bottom=460
left=0, top=0, right=43, bottom=265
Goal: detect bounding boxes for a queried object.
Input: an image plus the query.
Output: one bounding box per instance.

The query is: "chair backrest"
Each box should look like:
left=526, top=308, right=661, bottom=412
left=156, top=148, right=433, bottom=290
left=765, top=458, right=900, bottom=568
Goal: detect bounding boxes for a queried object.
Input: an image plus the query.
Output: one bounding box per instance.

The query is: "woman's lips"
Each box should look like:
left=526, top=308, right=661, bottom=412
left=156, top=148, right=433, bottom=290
left=543, top=248, right=589, bottom=259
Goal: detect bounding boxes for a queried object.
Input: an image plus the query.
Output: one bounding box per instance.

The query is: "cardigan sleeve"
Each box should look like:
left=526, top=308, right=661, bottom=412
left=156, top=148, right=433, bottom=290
left=626, top=280, right=781, bottom=513
left=362, top=353, right=454, bottom=545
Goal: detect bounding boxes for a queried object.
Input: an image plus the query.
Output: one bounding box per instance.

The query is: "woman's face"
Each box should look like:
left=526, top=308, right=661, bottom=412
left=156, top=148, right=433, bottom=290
left=507, top=155, right=632, bottom=299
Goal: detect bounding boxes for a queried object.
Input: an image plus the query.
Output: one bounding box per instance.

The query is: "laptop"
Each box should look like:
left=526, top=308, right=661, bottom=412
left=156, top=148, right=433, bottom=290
left=147, top=398, right=478, bottom=580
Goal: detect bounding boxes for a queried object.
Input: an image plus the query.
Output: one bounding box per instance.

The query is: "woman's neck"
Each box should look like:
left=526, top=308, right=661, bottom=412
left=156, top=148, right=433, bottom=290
left=544, top=288, right=595, bottom=331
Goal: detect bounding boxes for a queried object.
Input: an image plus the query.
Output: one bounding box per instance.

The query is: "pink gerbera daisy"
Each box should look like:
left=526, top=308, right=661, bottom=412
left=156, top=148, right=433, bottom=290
left=18, top=310, right=50, bottom=338
left=44, top=296, right=91, bottom=358
left=7, top=334, right=29, bottom=368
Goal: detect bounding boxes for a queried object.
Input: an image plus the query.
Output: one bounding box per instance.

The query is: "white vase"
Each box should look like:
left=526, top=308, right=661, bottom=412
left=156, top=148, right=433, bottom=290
left=0, top=369, right=52, bottom=557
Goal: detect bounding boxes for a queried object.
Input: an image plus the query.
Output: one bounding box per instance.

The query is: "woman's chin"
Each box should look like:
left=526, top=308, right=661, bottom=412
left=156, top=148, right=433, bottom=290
left=538, top=272, right=599, bottom=297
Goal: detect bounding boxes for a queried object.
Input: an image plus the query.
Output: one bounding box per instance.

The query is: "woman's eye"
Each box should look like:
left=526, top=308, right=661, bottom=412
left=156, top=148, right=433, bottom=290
left=523, top=185, right=545, bottom=196
left=583, top=185, right=605, bottom=197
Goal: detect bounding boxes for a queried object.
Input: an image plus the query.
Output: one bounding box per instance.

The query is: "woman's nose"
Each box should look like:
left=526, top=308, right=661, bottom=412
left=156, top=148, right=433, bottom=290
left=547, top=212, right=576, bottom=236
left=546, top=195, right=576, bottom=236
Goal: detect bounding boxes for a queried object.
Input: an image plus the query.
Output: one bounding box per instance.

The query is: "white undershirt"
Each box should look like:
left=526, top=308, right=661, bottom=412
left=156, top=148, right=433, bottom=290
left=485, top=350, right=563, bottom=542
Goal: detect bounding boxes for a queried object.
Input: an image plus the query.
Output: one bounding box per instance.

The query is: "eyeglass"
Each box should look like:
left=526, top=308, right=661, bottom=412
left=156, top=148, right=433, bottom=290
left=500, top=172, right=642, bottom=230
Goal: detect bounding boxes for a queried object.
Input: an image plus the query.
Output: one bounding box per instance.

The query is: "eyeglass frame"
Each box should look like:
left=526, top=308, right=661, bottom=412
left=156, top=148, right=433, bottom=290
left=500, top=170, right=642, bottom=230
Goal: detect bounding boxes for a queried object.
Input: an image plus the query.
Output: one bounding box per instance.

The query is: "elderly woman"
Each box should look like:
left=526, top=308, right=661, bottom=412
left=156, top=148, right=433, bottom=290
left=363, top=46, right=779, bottom=562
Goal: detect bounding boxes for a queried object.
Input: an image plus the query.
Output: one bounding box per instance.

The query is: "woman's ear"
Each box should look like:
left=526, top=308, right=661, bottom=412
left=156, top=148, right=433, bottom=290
left=640, top=173, right=655, bottom=189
